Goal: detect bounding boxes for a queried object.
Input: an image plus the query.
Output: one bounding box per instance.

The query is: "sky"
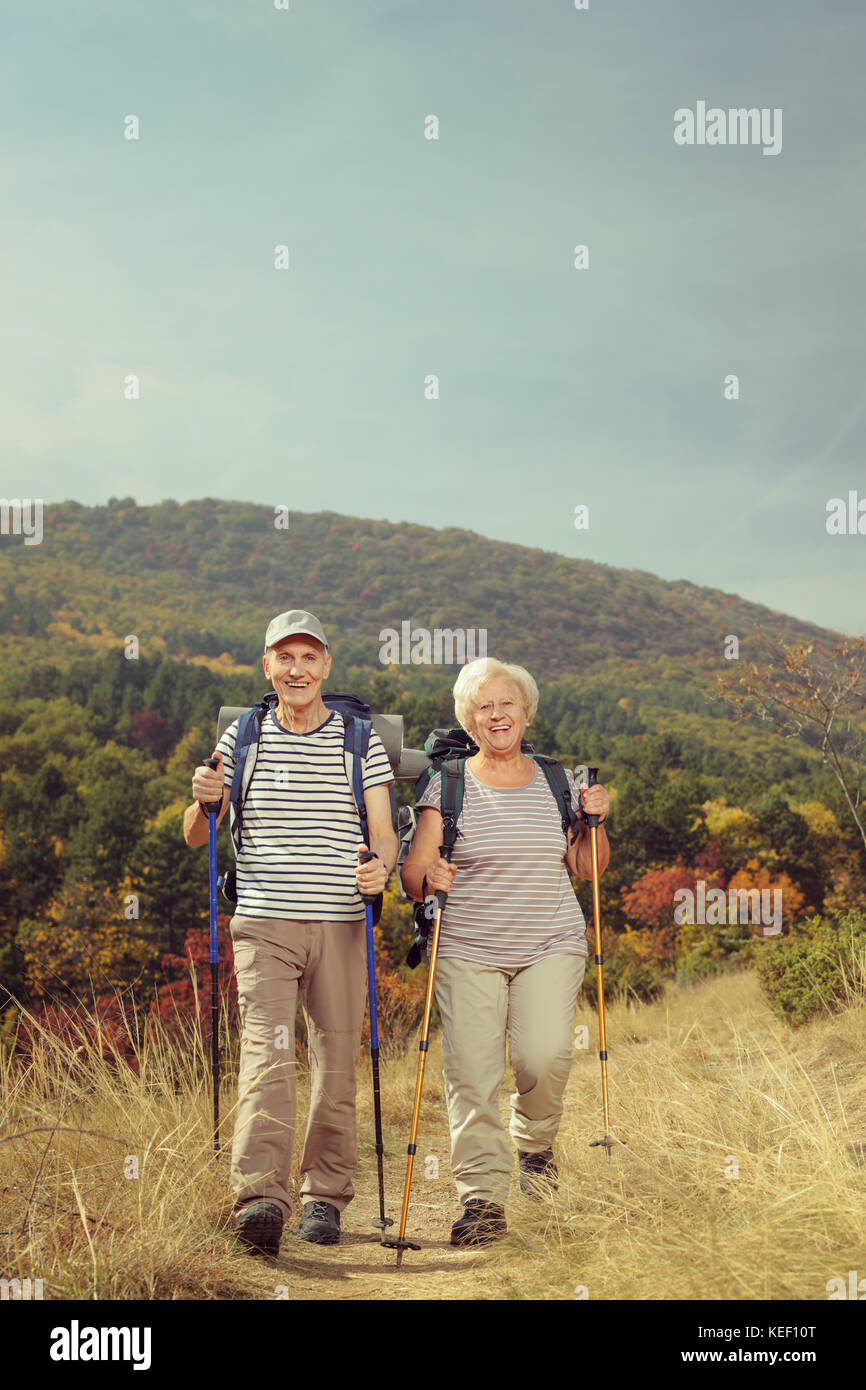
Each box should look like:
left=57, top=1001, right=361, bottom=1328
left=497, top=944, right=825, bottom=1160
left=2, top=0, right=864, bottom=635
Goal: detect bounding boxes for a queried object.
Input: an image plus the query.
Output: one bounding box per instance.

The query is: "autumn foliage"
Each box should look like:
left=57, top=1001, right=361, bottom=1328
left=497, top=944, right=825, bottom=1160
left=17, top=881, right=152, bottom=999
left=13, top=991, right=144, bottom=1070
left=157, top=918, right=237, bottom=1043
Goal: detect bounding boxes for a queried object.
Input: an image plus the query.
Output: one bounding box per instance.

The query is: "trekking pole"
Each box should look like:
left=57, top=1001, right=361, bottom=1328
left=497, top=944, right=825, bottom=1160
left=583, top=766, right=620, bottom=1159
left=382, top=844, right=453, bottom=1267
left=202, top=757, right=223, bottom=1155
left=358, top=849, right=394, bottom=1234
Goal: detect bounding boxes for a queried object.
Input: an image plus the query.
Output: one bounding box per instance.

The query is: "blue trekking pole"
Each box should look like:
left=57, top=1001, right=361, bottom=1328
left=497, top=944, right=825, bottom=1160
left=358, top=849, right=393, bottom=1232
left=202, top=757, right=223, bottom=1154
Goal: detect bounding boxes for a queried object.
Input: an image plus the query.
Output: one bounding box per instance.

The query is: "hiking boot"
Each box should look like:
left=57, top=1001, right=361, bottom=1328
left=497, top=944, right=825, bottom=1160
left=450, top=1199, right=507, bottom=1247
left=518, top=1148, right=558, bottom=1196
left=235, top=1199, right=284, bottom=1257
left=297, top=1200, right=341, bottom=1245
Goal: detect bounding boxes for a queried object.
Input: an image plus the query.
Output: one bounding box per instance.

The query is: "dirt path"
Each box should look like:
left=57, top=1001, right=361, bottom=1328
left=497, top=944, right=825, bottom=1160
left=242, top=1050, right=511, bottom=1300
left=262, top=1184, right=492, bottom=1300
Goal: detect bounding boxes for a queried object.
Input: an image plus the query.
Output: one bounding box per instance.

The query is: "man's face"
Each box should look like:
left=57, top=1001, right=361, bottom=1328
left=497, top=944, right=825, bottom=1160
left=263, top=636, right=332, bottom=711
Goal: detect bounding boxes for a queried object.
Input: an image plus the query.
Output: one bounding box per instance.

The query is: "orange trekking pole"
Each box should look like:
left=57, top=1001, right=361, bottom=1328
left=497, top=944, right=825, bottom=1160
left=382, top=842, right=453, bottom=1267
left=582, top=766, right=621, bottom=1160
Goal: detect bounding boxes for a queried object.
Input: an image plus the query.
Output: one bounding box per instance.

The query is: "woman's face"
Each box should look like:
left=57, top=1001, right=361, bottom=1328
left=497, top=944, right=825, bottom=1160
left=472, top=677, right=529, bottom=756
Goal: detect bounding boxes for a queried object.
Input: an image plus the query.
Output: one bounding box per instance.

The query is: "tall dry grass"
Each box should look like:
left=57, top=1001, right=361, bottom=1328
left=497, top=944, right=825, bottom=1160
left=468, top=970, right=866, bottom=1300
left=0, top=996, right=270, bottom=1299
left=2, top=969, right=866, bottom=1300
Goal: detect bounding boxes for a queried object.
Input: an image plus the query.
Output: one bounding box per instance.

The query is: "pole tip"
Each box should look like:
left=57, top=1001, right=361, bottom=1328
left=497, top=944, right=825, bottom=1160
left=382, top=1236, right=421, bottom=1257
left=589, top=1134, right=622, bottom=1153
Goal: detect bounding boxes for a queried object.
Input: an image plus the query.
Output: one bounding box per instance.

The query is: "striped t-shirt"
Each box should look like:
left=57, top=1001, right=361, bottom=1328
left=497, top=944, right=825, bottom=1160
left=415, top=762, right=588, bottom=969
left=215, top=708, right=393, bottom=921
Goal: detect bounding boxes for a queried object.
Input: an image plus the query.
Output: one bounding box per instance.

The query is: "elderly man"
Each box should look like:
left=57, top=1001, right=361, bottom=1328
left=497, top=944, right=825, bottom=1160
left=184, top=609, right=397, bottom=1255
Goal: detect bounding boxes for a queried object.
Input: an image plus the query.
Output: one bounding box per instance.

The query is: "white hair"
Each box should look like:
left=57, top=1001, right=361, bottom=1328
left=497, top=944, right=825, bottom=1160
left=453, top=658, right=539, bottom=737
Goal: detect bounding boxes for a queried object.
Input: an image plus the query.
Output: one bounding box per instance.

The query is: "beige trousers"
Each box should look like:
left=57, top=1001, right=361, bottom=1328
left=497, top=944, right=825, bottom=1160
left=433, top=953, right=586, bottom=1207
left=228, top=914, right=367, bottom=1220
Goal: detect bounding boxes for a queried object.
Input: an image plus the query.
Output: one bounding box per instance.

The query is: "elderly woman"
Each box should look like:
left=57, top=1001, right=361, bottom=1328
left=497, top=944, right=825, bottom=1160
left=401, top=657, right=610, bottom=1246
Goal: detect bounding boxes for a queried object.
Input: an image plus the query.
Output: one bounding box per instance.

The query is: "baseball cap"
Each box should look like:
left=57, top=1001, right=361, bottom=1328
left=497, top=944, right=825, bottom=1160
left=264, top=609, right=330, bottom=653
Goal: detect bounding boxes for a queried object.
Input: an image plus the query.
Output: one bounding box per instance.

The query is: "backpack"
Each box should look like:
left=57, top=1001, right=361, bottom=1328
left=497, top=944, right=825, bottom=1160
left=397, top=728, right=583, bottom=966
left=221, top=689, right=394, bottom=924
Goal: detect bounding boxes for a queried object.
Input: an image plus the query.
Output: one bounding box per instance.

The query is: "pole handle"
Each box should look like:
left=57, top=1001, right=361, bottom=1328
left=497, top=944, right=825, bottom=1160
left=433, top=842, right=454, bottom=910
left=582, top=766, right=600, bottom=829
left=200, top=756, right=223, bottom=816
left=358, top=848, right=379, bottom=906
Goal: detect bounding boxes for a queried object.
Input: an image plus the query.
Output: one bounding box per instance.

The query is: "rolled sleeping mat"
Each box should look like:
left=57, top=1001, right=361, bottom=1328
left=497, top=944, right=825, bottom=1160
left=217, top=707, right=246, bottom=741
left=370, top=712, right=404, bottom=771
left=394, top=746, right=432, bottom=782
left=217, top=705, right=406, bottom=773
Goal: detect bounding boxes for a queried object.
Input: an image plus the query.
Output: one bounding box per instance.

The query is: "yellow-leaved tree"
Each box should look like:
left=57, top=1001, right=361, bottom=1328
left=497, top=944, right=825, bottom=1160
left=17, top=880, right=154, bottom=999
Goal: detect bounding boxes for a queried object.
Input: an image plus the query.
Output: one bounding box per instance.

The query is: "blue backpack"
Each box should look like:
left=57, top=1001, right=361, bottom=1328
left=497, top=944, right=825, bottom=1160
left=221, top=689, right=393, bottom=923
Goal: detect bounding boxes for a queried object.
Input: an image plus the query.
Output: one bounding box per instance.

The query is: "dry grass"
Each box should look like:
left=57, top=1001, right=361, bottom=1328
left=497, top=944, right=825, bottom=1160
left=3, top=970, right=866, bottom=1300
left=477, top=972, right=866, bottom=1300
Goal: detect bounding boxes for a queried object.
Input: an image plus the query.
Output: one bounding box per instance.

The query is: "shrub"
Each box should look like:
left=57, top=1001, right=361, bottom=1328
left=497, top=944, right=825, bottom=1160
left=754, top=910, right=866, bottom=1027
left=582, top=926, right=667, bottom=1007
left=676, top=919, right=757, bottom=983
left=375, top=886, right=416, bottom=964
left=13, top=990, right=143, bottom=1070
left=157, top=920, right=238, bottom=1044
left=363, top=923, right=425, bottom=1057
left=17, top=881, right=154, bottom=1000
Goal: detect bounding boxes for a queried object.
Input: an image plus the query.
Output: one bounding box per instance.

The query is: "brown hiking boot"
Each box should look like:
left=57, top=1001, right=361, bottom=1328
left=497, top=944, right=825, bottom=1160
left=450, top=1199, right=507, bottom=1247
left=518, top=1148, right=558, bottom=1196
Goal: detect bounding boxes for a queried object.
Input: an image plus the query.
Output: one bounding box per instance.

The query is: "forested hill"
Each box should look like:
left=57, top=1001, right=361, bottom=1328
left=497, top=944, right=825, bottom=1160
left=1, top=499, right=861, bottom=1008
left=0, top=497, right=827, bottom=679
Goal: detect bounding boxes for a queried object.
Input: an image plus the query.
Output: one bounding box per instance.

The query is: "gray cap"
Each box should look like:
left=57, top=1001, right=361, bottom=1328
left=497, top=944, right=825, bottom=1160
left=264, top=609, right=329, bottom=653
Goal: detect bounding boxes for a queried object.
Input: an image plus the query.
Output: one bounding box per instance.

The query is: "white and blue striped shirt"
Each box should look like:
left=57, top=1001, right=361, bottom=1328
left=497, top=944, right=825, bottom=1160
left=216, top=708, right=393, bottom=921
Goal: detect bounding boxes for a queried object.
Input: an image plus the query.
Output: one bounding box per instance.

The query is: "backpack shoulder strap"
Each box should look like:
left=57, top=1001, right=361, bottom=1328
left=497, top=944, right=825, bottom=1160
left=530, top=754, right=581, bottom=844
left=229, top=694, right=275, bottom=856
left=439, top=758, right=467, bottom=855
left=342, top=713, right=373, bottom=844
left=342, top=712, right=392, bottom=926
left=403, top=761, right=464, bottom=969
